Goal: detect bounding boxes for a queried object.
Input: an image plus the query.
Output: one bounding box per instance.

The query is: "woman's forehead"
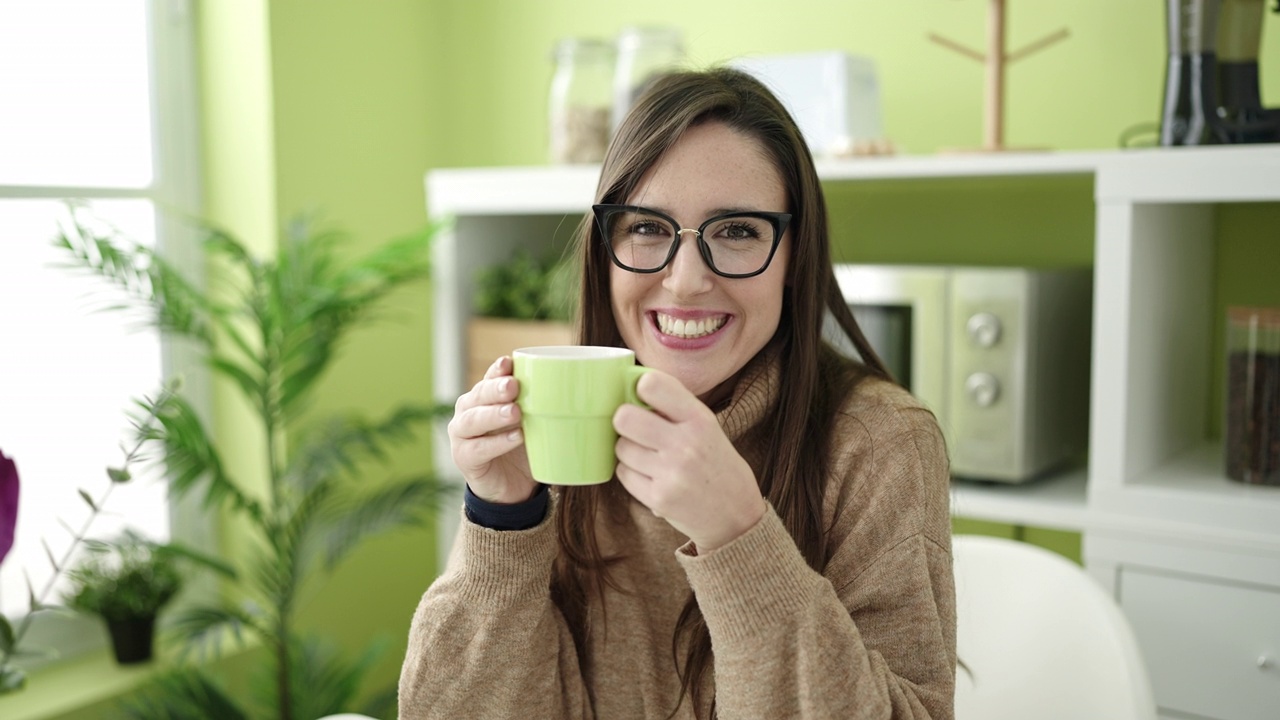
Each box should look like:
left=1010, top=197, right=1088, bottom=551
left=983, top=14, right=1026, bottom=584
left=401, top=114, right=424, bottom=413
left=623, top=122, right=786, bottom=213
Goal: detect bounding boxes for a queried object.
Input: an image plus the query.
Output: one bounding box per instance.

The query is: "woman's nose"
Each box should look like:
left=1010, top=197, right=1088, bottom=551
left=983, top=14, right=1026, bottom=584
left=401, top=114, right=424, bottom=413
left=662, top=230, right=714, bottom=297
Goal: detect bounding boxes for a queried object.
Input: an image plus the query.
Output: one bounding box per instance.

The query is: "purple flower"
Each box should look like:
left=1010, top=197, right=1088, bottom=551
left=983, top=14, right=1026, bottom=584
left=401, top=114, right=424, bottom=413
left=0, top=448, right=18, bottom=565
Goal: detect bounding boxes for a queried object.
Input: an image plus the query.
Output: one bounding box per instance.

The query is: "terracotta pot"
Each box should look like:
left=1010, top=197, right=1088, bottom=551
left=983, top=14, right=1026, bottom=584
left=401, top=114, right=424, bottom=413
left=467, top=317, right=575, bottom=387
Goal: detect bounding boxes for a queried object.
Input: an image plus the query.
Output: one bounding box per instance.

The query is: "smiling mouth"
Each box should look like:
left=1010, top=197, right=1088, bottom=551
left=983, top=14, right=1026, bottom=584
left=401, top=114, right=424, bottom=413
left=654, top=312, right=728, bottom=339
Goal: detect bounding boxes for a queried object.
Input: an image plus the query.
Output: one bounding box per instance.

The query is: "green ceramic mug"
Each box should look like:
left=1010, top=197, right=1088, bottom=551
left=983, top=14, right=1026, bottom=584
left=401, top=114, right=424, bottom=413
left=513, top=345, right=653, bottom=485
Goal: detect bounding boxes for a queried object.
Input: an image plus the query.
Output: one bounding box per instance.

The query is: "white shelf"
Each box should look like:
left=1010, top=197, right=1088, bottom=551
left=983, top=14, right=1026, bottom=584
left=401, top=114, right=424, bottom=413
left=1132, top=443, right=1280, bottom=502
left=426, top=145, right=1280, bottom=550
left=1097, top=144, right=1280, bottom=203
left=951, top=467, right=1089, bottom=533
left=1107, top=443, right=1280, bottom=540
left=427, top=147, right=1280, bottom=220
left=813, top=150, right=1104, bottom=181
left=427, top=165, right=597, bottom=217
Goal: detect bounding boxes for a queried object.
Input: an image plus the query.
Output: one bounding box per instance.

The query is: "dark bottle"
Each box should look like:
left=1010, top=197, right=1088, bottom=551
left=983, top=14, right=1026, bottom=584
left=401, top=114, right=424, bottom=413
left=1216, top=0, right=1280, bottom=142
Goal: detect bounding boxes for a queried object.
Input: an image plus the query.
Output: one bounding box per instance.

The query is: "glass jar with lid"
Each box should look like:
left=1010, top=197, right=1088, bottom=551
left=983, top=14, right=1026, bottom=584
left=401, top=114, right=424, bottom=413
left=548, top=38, right=614, bottom=165
left=611, top=26, right=684, bottom=134
left=1224, top=306, right=1280, bottom=485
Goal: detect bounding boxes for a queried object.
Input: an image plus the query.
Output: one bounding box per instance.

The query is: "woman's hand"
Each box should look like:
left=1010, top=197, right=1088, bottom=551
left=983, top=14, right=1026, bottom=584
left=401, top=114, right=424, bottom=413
left=448, top=356, right=539, bottom=505
left=612, top=371, right=767, bottom=553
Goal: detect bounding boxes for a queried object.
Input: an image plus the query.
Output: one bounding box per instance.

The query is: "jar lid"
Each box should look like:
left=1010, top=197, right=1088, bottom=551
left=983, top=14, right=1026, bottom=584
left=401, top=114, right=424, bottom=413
left=1227, top=306, right=1280, bottom=328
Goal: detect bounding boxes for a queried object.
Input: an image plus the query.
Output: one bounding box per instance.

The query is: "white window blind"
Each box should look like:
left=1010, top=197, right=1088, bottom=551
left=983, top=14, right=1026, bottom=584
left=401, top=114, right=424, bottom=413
left=0, top=0, right=202, bottom=656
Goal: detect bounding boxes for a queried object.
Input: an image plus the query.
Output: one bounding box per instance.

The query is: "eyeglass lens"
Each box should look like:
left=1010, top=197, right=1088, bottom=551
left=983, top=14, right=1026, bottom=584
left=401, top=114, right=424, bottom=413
left=604, top=209, right=776, bottom=275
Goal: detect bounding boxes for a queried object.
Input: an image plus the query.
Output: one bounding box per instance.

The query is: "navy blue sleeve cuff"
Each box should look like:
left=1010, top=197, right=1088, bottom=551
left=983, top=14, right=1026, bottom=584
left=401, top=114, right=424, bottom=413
left=464, top=483, right=549, bottom=531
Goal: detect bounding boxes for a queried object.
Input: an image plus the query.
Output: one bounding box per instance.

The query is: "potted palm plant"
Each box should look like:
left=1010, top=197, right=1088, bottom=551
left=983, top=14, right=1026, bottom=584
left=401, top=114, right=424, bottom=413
left=55, top=207, right=452, bottom=719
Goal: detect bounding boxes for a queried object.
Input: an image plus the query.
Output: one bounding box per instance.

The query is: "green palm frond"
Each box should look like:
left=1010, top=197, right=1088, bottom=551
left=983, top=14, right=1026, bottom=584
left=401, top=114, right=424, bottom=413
left=285, top=404, right=449, bottom=493
left=317, top=476, right=451, bottom=572
left=167, top=604, right=264, bottom=662
left=245, top=543, right=311, bottom=619
left=282, top=634, right=389, bottom=720
left=203, top=225, right=259, bottom=272
left=208, top=356, right=265, bottom=405
left=277, top=479, right=337, bottom=591
left=155, top=541, right=238, bottom=581
left=136, top=393, right=266, bottom=527
left=335, top=224, right=437, bottom=299
left=54, top=205, right=220, bottom=345
left=121, top=668, right=249, bottom=720
left=273, top=223, right=435, bottom=415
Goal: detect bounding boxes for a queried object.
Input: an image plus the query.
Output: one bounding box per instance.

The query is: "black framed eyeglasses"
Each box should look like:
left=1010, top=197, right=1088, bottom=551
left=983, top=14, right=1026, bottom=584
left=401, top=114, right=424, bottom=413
left=592, top=204, right=791, bottom=279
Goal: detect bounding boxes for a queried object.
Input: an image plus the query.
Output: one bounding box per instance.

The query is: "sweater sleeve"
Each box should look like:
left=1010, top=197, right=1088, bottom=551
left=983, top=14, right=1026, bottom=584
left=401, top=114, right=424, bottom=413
left=677, top=402, right=956, bottom=720
left=398, top=493, right=594, bottom=720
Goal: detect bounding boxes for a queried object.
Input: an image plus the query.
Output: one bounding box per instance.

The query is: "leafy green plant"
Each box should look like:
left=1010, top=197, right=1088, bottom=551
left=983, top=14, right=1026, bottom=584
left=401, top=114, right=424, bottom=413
left=0, top=390, right=174, bottom=693
left=56, top=206, right=453, bottom=719
left=64, top=529, right=230, bottom=622
left=64, top=531, right=182, bottom=622
left=474, top=249, right=577, bottom=321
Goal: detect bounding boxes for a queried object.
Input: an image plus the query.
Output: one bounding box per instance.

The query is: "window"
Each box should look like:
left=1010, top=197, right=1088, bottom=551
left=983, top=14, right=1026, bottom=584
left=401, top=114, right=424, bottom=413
left=0, top=0, right=203, bottom=661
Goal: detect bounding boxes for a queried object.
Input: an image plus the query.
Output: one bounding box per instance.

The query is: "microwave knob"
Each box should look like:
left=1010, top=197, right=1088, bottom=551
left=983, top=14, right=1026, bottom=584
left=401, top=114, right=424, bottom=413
left=966, top=312, right=1002, bottom=348
left=965, top=372, right=1001, bottom=407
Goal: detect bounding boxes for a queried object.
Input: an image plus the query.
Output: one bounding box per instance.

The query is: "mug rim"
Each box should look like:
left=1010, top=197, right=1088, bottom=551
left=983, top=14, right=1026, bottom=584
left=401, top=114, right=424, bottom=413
left=513, top=345, right=633, bottom=360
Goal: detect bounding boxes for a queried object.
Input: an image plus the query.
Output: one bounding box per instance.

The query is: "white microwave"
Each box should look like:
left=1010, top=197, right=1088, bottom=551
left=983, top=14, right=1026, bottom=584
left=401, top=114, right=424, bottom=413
left=830, top=264, right=1093, bottom=483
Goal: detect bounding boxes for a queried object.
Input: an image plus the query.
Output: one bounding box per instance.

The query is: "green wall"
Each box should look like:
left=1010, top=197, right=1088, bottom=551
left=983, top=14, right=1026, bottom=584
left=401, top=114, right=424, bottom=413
left=26, top=1, right=1280, bottom=717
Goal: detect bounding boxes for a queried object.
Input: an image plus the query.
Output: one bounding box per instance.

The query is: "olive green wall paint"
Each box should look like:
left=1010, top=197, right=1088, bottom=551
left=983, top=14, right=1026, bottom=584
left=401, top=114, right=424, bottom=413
left=195, top=0, right=277, bottom=574
left=953, top=518, right=1083, bottom=565
left=1210, top=203, right=1280, bottom=438
left=262, top=0, right=445, bottom=705
left=823, top=176, right=1095, bottom=266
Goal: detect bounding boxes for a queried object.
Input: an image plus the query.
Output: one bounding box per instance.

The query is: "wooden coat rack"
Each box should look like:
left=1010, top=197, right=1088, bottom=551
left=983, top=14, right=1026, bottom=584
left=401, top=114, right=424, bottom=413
left=929, top=0, right=1069, bottom=152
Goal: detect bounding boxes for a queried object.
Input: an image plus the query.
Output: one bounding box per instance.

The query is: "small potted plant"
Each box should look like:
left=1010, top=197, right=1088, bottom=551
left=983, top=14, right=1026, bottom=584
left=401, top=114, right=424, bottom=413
left=63, top=530, right=182, bottom=665
left=468, top=249, right=577, bottom=385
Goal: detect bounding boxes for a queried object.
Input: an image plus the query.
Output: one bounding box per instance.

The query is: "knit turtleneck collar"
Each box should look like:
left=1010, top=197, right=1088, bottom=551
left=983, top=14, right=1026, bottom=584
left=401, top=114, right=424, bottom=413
left=714, top=344, right=781, bottom=443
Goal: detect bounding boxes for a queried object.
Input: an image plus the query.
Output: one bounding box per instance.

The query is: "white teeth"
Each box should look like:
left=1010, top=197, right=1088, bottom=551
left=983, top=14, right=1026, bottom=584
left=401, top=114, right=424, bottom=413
left=655, top=313, right=726, bottom=339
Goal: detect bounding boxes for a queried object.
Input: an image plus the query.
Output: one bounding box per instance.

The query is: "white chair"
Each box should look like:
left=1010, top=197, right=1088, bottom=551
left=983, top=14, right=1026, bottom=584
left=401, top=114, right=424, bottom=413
left=952, top=534, right=1157, bottom=720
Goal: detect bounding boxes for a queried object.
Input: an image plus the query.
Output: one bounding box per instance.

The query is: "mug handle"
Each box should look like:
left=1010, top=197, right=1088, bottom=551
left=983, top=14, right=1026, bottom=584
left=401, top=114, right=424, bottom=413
left=624, top=365, right=656, bottom=408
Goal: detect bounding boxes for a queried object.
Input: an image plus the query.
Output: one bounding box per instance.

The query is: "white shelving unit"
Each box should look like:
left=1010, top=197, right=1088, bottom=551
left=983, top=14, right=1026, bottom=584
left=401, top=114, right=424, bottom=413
left=427, top=145, right=1280, bottom=720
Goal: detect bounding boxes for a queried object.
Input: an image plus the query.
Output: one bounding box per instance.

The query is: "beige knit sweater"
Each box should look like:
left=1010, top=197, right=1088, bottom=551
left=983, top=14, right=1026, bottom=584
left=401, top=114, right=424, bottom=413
left=399, top=356, right=956, bottom=719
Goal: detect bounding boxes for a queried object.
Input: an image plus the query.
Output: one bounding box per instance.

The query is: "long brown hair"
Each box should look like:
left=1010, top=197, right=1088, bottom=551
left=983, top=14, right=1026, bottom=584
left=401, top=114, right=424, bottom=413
left=553, top=67, right=890, bottom=717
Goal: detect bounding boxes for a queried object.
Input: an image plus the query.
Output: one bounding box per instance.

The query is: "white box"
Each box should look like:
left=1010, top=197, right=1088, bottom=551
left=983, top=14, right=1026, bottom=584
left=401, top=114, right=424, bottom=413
left=729, top=51, right=883, bottom=157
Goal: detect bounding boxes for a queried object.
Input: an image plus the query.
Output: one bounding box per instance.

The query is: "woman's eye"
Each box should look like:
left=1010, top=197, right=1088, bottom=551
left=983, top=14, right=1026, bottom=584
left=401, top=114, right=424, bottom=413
left=631, top=221, right=666, bottom=236
left=721, top=222, right=761, bottom=240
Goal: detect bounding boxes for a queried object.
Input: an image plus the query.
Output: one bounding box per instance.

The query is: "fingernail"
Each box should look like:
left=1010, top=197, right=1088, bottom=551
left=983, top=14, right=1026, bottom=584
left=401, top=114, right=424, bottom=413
left=501, top=403, right=515, bottom=418
left=506, top=429, right=521, bottom=441
left=501, top=377, right=513, bottom=392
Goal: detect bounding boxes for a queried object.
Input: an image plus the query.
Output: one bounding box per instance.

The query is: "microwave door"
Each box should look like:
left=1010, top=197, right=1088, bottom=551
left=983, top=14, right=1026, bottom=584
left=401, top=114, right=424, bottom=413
left=848, top=304, right=913, bottom=390
left=831, top=264, right=951, bottom=427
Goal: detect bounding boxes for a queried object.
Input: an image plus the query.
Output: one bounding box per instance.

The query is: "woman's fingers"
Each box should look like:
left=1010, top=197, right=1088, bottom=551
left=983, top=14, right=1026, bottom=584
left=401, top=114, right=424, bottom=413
left=614, top=434, right=659, bottom=471
left=453, top=422, right=524, bottom=470
left=452, top=400, right=521, bottom=440
left=454, top=359, right=519, bottom=419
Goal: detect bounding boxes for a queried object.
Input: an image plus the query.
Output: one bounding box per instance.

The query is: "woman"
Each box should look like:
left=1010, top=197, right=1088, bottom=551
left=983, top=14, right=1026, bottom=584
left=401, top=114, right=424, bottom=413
left=400, top=67, right=956, bottom=719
